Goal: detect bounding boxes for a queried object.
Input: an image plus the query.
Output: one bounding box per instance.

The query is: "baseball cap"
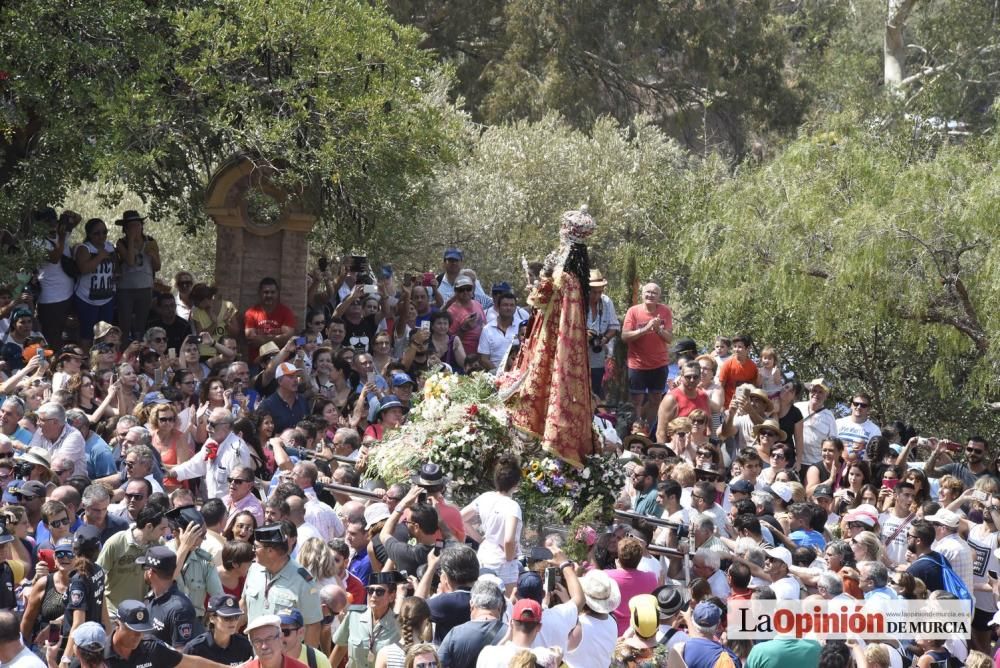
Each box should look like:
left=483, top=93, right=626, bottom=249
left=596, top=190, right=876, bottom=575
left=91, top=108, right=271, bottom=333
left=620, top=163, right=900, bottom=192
left=72, top=622, right=107, bottom=652
left=512, top=599, right=542, bottom=623
left=14, top=480, right=47, bottom=498
left=926, top=509, right=961, bottom=528
left=142, top=391, right=170, bottom=406
left=117, top=600, right=155, bottom=632
left=693, top=601, right=722, bottom=627
left=769, top=481, right=793, bottom=503
left=54, top=538, right=75, bottom=558
left=278, top=608, right=304, bottom=628
left=376, top=395, right=403, bottom=415
left=207, top=594, right=243, bottom=617
left=490, top=281, right=512, bottom=294
left=274, top=362, right=300, bottom=379
left=390, top=372, right=415, bottom=388
left=136, top=545, right=177, bottom=573
left=730, top=479, right=754, bottom=494
left=245, top=614, right=282, bottom=635
left=454, top=275, right=474, bottom=289
left=2, top=480, right=24, bottom=504
left=443, top=248, right=464, bottom=261
left=516, top=571, right=544, bottom=603
left=364, top=503, right=391, bottom=530
left=764, top=546, right=792, bottom=567
left=73, top=525, right=102, bottom=553
left=812, top=484, right=833, bottom=499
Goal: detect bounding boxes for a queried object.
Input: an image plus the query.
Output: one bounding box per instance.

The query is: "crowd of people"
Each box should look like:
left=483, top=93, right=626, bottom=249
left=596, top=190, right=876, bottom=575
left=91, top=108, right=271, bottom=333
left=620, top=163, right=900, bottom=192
left=0, top=206, right=995, bottom=668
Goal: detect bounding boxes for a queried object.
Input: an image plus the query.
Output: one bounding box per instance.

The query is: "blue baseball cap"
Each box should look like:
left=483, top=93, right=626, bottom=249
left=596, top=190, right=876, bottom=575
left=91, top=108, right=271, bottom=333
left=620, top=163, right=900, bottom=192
left=377, top=395, right=403, bottom=415
left=390, top=372, right=415, bottom=388
left=516, top=571, right=544, bottom=603
left=2, top=480, right=23, bottom=504
left=490, top=281, right=512, bottom=294
left=443, top=248, right=464, bottom=261
left=142, top=391, right=170, bottom=406
left=278, top=608, right=304, bottom=628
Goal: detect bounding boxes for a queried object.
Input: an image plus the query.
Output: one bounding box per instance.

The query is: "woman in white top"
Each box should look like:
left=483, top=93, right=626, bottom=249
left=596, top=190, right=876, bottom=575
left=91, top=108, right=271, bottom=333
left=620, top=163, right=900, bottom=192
left=73, top=218, right=118, bottom=347
left=462, top=453, right=523, bottom=593
left=115, top=211, right=161, bottom=342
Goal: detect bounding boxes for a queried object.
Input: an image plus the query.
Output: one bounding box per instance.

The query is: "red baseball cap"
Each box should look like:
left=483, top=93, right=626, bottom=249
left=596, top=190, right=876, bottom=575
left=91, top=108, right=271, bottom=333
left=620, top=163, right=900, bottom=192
left=512, top=599, right=542, bottom=623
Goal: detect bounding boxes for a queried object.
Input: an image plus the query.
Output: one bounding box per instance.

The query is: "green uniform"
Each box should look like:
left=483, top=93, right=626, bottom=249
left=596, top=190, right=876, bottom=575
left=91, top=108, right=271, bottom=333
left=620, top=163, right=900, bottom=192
left=96, top=527, right=157, bottom=614
left=173, top=545, right=223, bottom=618
left=241, top=557, right=322, bottom=625
left=332, top=605, right=400, bottom=668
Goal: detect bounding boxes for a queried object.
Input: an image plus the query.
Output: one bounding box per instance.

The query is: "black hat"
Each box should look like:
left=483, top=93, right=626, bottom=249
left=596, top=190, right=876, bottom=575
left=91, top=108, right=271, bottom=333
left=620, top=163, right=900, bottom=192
left=34, top=207, right=58, bottom=224
left=652, top=585, right=685, bottom=617
left=730, top=479, right=754, bottom=494
left=254, top=523, right=287, bottom=546
left=73, top=525, right=102, bottom=553
left=527, top=546, right=553, bottom=564
left=166, top=505, right=205, bottom=529
left=207, top=594, right=242, bottom=617
left=410, top=462, right=450, bottom=488
left=812, top=484, right=834, bottom=499
left=369, top=571, right=404, bottom=586
left=136, top=546, right=177, bottom=573
left=670, top=337, right=698, bottom=357
left=115, top=210, right=146, bottom=226
left=117, top=600, right=155, bottom=632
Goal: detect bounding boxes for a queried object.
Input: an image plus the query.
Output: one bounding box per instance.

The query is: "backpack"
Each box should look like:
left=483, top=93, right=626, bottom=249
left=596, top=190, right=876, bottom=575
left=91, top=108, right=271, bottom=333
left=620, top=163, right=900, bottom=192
left=916, top=554, right=972, bottom=602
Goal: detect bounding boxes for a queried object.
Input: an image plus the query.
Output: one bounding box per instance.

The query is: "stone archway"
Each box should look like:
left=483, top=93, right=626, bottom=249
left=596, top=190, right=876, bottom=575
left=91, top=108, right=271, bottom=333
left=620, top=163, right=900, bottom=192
left=204, top=156, right=317, bottom=320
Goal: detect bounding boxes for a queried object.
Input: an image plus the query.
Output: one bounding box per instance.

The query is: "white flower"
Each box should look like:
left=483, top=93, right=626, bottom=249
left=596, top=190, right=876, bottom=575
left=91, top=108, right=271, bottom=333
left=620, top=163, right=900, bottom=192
left=581, top=468, right=591, bottom=480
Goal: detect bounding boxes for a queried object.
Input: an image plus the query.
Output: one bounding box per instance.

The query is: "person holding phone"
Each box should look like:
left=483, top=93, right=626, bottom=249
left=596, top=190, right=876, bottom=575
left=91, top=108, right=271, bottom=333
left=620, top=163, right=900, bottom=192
left=877, top=480, right=916, bottom=566
left=924, top=435, right=991, bottom=488
left=244, top=277, right=297, bottom=364
left=20, top=536, right=72, bottom=650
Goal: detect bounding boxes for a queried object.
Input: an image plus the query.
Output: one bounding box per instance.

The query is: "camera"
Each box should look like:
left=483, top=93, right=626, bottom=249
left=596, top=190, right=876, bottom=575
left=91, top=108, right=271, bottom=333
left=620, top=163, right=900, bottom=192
left=15, top=461, right=33, bottom=479
left=349, top=255, right=374, bottom=285
left=589, top=333, right=604, bottom=353
left=318, top=256, right=328, bottom=272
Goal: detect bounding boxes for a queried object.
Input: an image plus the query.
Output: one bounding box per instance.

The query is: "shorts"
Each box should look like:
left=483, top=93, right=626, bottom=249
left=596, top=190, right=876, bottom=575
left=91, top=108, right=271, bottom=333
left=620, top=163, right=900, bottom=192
left=973, top=607, right=994, bottom=631
left=485, top=559, right=520, bottom=586
left=628, top=365, right=668, bottom=394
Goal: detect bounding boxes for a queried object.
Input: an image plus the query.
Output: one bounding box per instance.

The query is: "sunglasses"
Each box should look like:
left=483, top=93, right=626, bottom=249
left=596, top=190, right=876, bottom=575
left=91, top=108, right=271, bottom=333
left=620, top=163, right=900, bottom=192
left=366, top=586, right=389, bottom=597
left=49, top=518, right=70, bottom=528
left=697, top=450, right=714, bottom=457
left=55, top=550, right=74, bottom=559
left=228, top=478, right=251, bottom=485
left=967, top=448, right=985, bottom=454
left=158, top=416, right=176, bottom=423
left=456, top=286, right=473, bottom=292
left=683, top=375, right=699, bottom=381
left=692, top=418, right=707, bottom=425
left=280, top=628, right=299, bottom=637
left=770, top=452, right=786, bottom=459
left=847, top=522, right=865, bottom=529
left=760, top=432, right=778, bottom=438
left=125, top=493, right=146, bottom=501
left=852, top=401, right=870, bottom=408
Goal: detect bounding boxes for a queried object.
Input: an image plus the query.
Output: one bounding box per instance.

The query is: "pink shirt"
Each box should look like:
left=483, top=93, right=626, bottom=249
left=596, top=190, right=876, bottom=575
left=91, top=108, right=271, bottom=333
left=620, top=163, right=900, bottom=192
left=447, top=300, right=487, bottom=355
left=224, top=492, right=264, bottom=526
left=606, top=567, right=659, bottom=634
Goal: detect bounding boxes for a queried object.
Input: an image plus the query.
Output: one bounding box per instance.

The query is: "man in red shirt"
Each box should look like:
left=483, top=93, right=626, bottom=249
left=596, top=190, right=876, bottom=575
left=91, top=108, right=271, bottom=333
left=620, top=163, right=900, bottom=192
left=621, top=283, right=673, bottom=426
left=718, top=332, right=759, bottom=409
left=446, top=275, right=486, bottom=363
left=655, top=361, right=714, bottom=441
left=242, top=614, right=308, bottom=668
left=244, top=278, right=297, bottom=364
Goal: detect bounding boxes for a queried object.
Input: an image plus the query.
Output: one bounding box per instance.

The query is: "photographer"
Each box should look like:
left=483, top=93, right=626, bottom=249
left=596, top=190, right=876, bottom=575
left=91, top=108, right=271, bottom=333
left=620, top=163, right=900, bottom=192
left=35, top=208, right=81, bottom=347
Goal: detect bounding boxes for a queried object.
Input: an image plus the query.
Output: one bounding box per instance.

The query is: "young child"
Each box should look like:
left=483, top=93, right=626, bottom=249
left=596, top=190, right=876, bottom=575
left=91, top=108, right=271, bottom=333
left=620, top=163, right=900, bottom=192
left=758, top=346, right=783, bottom=400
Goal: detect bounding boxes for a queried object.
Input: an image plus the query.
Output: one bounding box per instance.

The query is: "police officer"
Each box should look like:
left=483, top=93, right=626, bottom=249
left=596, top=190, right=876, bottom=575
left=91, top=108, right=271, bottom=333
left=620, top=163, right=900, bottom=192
left=140, top=546, right=203, bottom=648
left=183, top=594, right=253, bottom=666
left=167, top=505, right=223, bottom=619
left=330, top=571, right=403, bottom=668
left=81, top=599, right=223, bottom=668
left=241, top=523, right=323, bottom=648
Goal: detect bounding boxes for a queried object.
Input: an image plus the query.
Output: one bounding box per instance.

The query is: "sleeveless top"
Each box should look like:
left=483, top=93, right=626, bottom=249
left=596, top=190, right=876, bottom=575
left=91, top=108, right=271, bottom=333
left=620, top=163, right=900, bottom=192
left=681, top=637, right=738, bottom=668
left=431, top=334, right=462, bottom=372
left=40, top=574, right=66, bottom=624
left=155, top=430, right=189, bottom=490
left=222, top=576, right=245, bottom=600
left=669, top=387, right=710, bottom=417
left=74, top=240, right=116, bottom=305
left=118, top=236, right=155, bottom=289
left=380, top=642, right=406, bottom=668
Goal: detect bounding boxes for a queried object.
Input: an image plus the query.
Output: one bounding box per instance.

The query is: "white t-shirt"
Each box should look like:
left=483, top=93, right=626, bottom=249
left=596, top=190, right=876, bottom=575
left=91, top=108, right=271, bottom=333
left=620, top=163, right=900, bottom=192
left=878, top=512, right=912, bottom=566
left=477, top=644, right=555, bottom=668
left=36, top=236, right=75, bottom=303
left=5, top=646, right=46, bottom=668
left=469, top=491, right=522, bottom=567
left=770, top=575, right=801, bottom=600
left=532, top=601, right=579, bottom=652
left=835, top=417, right=881, bottom=453
left=564, top=614, right=618, bottom=668
left=795, top=402, right=837, bottom=466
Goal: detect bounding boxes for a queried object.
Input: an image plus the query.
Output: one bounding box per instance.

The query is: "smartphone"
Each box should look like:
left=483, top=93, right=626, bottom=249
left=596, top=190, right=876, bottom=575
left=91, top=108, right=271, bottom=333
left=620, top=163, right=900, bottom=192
left=973, top=490, right=990, bottom=502
left=418, top=491, right=428, bottom=506
left=433, top=539, right=444, bottom=557
left=366, top=372, right=375, bottom=385
left=883, top=478, right=899, bottom=490
left=168, top=348, right=176, bottom=360
left=184, top=334, right=199, bottom=346
left=318, top=256, right=329, bottom=272
left=544, top=566, right=557, bottom=593
left=47, top=623, right=60, bottom=645
left=363, top=285, right=379, bottom=296
left=36, top=348, right=45, bottom=359
left=945, top=440, right=961, bottom=453
left=295, top=336, right=307, bottom=346
left=420, top=321, right=431, bottom=331
left=422, top=272, right=434, bottom=287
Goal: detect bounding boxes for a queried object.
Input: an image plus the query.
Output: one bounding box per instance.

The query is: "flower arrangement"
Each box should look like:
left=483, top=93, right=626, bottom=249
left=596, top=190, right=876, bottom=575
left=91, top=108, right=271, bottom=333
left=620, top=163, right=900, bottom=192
left=366, top=371, right=620, bottom=525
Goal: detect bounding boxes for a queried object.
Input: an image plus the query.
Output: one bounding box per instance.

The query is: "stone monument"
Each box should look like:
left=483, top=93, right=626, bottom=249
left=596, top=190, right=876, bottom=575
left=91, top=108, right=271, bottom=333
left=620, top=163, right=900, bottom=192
left=205, top=156, right=317, bottom=320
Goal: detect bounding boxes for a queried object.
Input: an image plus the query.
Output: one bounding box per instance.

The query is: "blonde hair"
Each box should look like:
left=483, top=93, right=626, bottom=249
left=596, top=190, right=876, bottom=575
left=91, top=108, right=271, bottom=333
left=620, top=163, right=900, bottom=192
left=786, top=481, right=806, bottom=503
left=297, top=537, right=338, bottom=580
left=507, top=651, right=538, bottom=668
left=667, top=417, right=693, bottom=438
left=966, top=651, right=992, bottom=668
left=853, top=531, right=884, bottom=561
left=863, top=644, right=891, bottom=668
left=404, top=644, right=439, bottom=668
left=939, top=475, right=964, bottom=497
left=397, top=597, right=432, bottom=647
left=671, top=462, right=696, bottom=487
left=695, top=354, right=717, bottom=373
left=760, top=346, right=780, bottom=365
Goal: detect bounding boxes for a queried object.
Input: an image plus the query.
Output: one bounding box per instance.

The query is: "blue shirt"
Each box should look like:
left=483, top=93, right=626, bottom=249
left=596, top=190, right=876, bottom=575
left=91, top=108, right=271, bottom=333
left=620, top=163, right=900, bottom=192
left=35, top=516, right=84, bottom=548
left=85, top=432, right=117, bottom=478
left=257, top=391, right=309, bottom=433
left=12, top=426, right=33, bottom=446
left=348, top=551, right=372, bottom=586
left=789, top=529, right=826, bottom=550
